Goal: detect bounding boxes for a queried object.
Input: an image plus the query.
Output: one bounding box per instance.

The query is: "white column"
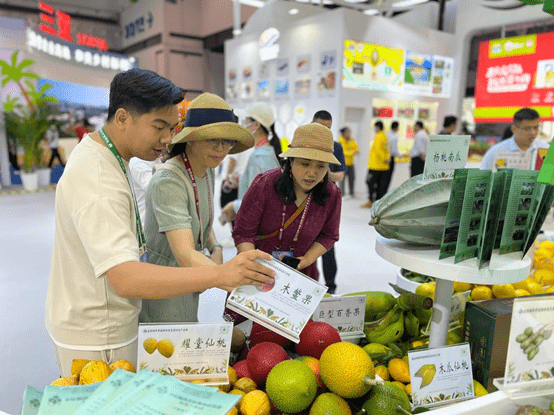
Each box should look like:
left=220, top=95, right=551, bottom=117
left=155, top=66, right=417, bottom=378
left=0, top=104, right=10, bottom=187
left=233, top=0, right=242, bottom=37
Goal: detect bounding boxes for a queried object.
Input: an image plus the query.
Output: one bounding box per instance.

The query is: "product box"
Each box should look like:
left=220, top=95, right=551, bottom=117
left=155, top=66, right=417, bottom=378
left=464, top=297, right=514, bottom=391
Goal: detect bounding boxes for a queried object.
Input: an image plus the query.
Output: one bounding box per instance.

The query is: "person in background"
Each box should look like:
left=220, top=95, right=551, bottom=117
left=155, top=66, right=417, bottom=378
left=221, top=102, right=280, bottom=224
left=74, top=119, right=94, bottom=143
left=129, top=157, right=161, bottom=224
left=45, top=69, right=275, bottom=377
left=140, top=93, right=257, bottom=324
left=46, top=124, right=65, bottom=168
left=410, top=120, right=429, bottom=177
left=362, top=120, right=390, bottom=208
left=338, top=127, right=359, bottom=197
left=384, top=120, right=400, bottom=194
left=481, top=108, right=548, bottom=170
left=439, top=115, right=458, bottom=135
left=312, top=110, right=345, bottom=295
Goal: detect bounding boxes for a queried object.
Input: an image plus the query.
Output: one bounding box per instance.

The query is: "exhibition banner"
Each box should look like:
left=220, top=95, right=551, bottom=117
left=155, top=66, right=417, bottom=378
left=475, top=33, right=554, bottom=122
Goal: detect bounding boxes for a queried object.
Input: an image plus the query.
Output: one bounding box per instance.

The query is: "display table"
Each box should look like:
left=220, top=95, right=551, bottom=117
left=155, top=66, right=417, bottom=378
left=375, top=236, right=531, bottom=348
left=428, top=391, right=517, bottom=414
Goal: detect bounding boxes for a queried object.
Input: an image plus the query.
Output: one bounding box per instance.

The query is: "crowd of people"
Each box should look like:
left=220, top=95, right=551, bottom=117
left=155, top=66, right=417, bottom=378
left=44, top=68, right=548, bottom=376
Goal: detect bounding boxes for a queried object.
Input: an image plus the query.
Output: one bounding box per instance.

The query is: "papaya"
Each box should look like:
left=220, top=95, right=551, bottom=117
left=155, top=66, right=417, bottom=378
left=369, top=175, right=452, bottom=245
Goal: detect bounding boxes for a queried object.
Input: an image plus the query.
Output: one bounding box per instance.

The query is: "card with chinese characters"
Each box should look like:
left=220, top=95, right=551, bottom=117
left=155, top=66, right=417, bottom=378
left=226, top=258, right=328, bottom=343
left=136, top=323, right=233, bottom=385
left=312, top=295, right=366, bottom=340
left=408, top=343, right=474, bottom=408
left=423, top=135, right=470, bottom=180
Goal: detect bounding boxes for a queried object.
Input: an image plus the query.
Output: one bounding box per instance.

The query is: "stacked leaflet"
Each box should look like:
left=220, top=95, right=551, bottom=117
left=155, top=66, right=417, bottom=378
left=21, top=369, right=240, bottom=415
left=439, top=169, right=554, bottom=268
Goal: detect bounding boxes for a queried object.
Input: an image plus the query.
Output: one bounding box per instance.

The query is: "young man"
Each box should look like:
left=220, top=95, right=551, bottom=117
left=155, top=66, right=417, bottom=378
left=362, top=120, right=390, bottom=208
left=45, top=69, right=274, bottom=377
left=384, top=120, right=400, bottom=193
left=481, top=108, right=547, bottom=171
left=46, top=124, right=65, bottom=168
left=439, top=115, right=457, bottom=135
left=312, top=110, right=346, bottom=294
left=338, top=127, right=359, bottom=197
left=410, top=120, right=429, bottom=177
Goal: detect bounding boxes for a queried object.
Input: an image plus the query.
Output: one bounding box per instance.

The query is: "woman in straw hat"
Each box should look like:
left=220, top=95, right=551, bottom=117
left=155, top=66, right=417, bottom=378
left=139, top=93, right=254, bottom=324
left=233, top=122, right=342, bottom=283
left=221, top=102, right=281, bottom=223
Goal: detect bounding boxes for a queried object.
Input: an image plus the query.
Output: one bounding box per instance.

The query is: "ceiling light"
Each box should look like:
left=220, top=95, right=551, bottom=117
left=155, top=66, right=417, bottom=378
left=392, top=0, right=429, bottom=7
left=289, top=8, right=299, bottom=14
left=237, top=0, right=265, bottom=7
left=363, top=9, right=380, bottom=15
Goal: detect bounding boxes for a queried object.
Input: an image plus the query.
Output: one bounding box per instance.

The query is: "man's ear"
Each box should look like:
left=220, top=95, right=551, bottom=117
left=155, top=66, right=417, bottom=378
left=113, top=108, right=131, bottom=129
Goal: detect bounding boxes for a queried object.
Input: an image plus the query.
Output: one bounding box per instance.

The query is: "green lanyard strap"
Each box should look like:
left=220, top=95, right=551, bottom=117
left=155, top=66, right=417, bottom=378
left=98, top=128, right=147, bottom=251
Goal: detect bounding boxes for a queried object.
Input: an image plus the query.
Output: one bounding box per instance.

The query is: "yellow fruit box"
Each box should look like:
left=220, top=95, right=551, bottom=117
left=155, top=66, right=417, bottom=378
left=464, top=293, right=553, bottom=392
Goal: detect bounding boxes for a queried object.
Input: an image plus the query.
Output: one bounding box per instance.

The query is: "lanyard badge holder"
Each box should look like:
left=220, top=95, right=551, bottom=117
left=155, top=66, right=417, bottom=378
left=98, top=128, right=149, bottom=263
left=271, top=194, right=312, bottom=262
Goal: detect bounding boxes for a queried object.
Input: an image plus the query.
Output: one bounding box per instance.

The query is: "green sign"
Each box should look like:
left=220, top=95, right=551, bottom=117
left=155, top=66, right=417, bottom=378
left=488, top=35, right=536, bottom=58
left=518, top=0, right=554, bottom=15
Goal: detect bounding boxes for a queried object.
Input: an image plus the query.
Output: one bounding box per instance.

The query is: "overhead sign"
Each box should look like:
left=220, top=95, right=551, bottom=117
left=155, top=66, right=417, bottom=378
left=474, top=32, right=554, bottom=122
left=38, top=2, right=109, bottom=51
left=125, top=11, right=154, bottom=40
left=259, top=27, right=280, bottom=61
left=27, top=28, right=137, bottom=71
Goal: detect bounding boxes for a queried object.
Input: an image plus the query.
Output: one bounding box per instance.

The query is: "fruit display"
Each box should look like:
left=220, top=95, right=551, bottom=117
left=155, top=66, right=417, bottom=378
left=369, top=174, right=453, bottom=246
left=50, top=359, right=135, bottom=386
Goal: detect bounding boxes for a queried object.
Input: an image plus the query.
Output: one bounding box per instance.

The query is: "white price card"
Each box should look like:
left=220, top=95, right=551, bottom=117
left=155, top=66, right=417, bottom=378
left=504, top=295, right=554, bottom=385
left=408, top=343, right=474, bottom=408
left=424, top=135, right=470, bottom=180
left=493, top=152, right=532, bottom=172
left=227, top=258, right=327, bottom=343
left=312, top=295, right=366, bottom=340
left=137, top=322, right=233, bottom=385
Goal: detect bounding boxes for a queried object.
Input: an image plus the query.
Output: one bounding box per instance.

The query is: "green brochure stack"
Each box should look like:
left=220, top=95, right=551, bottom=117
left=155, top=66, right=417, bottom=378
left=21, top=369, right=241, bottom=415
left=439, top=169, right=554, bottom=268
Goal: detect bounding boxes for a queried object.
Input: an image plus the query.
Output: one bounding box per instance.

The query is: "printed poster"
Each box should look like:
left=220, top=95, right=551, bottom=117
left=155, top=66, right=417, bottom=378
left=294, top=77, right=311, bottom=96
left=257, top=80, right=270, bottom=99
left=274, top=78, right=289, bottom=96
left=240, top=82, right=253, bottom=100
left=296, top=55, right=311, bottom=73
left=343, top=39, right=404, bottom=92
left=404, top=51, right=433, bottom=95
left=242, top=67, right=252, bottom=79
left=320, top=50, right=337, bottom=69
left=276, top=58, right=290, bottom=76
left=259, top=63, right=270, bottom=78
left=317, top=71, right=336, bottom=96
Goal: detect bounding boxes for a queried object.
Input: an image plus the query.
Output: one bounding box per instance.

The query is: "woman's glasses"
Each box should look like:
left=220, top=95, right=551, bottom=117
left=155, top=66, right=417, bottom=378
left=205, top=139, right=237, bottom=150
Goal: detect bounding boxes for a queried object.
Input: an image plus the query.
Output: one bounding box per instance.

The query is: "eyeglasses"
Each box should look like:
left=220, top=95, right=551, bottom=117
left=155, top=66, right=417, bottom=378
left=205, top=139, right=237, bottom=150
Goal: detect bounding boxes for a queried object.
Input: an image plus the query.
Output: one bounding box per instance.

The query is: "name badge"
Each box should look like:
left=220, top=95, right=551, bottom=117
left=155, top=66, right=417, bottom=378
left=272, top=250, right=293, bottom=260
left=139, top=245, right=149, bottom=263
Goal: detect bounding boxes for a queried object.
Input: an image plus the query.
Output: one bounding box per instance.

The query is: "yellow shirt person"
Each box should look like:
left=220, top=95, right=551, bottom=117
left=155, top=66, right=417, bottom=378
left=339, top=134, right=359, bottom=166
left=368, top=130, right=390, bottom=171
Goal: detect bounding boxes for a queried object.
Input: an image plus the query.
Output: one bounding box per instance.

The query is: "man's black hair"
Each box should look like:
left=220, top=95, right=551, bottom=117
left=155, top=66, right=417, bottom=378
left=312, top=110, right=332, bottom=122
left=513, top=108, right=540, bottom=124
left=107, top=68, right=183, bottom=121
left=374, top=121, right=384, bottom=130
left=340, top=127, right=349, bottom=135
left=443, top=115, right=458, bottom=128
left=274, top=158, right=330, bottom=206
left=391, top=121, right=399, bottom=130
left=415, top=121, right=424, bottom=129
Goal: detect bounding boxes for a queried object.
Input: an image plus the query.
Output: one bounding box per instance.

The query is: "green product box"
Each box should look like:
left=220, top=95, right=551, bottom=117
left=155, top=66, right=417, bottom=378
left=463, top=297, right=514, bottom=391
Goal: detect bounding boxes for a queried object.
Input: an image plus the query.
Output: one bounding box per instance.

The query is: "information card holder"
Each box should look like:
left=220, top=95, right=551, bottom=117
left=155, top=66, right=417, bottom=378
left=226, top=258, right=328, bottom=343
left=312, top=295, right=366, bottom=340
left=423, top=135, right=470, bottom=181
left=137, top=322, right=233, bottom=385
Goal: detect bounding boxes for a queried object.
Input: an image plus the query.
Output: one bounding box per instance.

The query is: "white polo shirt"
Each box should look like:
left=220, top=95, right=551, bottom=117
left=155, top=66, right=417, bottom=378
left=480, top=137, right=550, bottom=170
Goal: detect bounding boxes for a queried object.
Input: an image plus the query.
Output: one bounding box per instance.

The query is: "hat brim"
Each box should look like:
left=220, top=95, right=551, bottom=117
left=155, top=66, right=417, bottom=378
left=279, top=148, right=340, bottom=165
left=169, top=122, right=254, bottom=154
left=234, top=108, right=248, bottom=118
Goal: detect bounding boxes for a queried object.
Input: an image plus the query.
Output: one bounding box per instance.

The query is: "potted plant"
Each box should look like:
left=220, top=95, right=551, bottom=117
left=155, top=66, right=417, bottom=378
left=1, top=51, right=57, bottom=190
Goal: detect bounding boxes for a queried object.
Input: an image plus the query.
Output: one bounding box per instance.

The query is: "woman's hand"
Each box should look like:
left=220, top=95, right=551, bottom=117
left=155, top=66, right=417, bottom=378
left=222, top=202, right=236, bottom=222
left=296, top=256, right=312, bottom=270
left=216, top=250, right=275, bottom=290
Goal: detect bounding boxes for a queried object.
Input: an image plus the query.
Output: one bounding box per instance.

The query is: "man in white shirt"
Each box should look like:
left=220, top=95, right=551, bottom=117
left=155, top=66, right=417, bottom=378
left=384, top=120, right=400, bottom=192
left=481, top=108, right=548, bottom=171
left=46, top=124, right=65, bottom=168
left=410, top=121, right=429, bottom=177
left=129, top=157, right=161, bottom=224
left=45, top=68, right=275, bottom=377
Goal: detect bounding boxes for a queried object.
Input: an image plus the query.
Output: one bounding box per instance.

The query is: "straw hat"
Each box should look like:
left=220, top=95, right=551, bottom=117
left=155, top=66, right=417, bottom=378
left=235, top=102, right=275, bottom=130
left=279, top=123, right=340, bottom=164
left=169, top=93, right=254, bottom=154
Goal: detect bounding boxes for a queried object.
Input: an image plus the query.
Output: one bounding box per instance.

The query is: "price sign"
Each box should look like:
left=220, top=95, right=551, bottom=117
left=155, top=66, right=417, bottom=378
left=424, top=135, right=471, bottom=180
left=312, top=295, right=366, bottom=340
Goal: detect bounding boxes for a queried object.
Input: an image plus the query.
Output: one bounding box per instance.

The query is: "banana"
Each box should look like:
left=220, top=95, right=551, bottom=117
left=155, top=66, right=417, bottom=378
left=414, top=364, right=436, bottom=389
left=365, top=305, right=403, bottom=333
left=414, top=306, right=433, bottom=325
left=404, top=310, right=420, bottom=338
left=344, top=291, right=396, bottom=322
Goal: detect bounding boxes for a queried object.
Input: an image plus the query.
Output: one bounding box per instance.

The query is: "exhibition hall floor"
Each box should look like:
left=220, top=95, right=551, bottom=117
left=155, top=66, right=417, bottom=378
left=0, top=186, right=397, bottom=415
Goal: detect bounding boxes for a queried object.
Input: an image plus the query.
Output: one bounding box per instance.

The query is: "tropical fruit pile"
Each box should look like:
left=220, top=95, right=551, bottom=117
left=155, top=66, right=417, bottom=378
left=50, top=359, right=135, bottom=386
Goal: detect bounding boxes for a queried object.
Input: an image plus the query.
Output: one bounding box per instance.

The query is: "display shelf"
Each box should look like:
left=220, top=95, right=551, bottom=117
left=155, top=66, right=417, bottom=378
left=428, top=391, right=518, bottom=415
left=375, top=236, right=531, bottom=347
left=493, top=378, right=554, bottom=408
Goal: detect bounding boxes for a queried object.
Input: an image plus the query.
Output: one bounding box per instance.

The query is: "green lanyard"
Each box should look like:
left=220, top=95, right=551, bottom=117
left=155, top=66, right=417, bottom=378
left=98, top=128, right=148, bottom=261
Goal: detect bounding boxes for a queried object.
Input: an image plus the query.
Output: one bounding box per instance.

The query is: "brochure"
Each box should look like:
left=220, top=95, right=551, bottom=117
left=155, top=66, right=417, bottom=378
left=312, top=295, right=366, bottom=340
left=454, top=169, right=492, bottom=264
left=408, top=343, right=474, bottom=408
left=423, top=135, right=471, bottom=180
left=227, top=258, right=328, bottom=343
left=21, top=386, right=43, bottom=415
left=439, top=169, right=472, bottom=259
left=72, top=369, right=136, bottom=415
left=537, top=139, right=554, bottom=185
left=137, top=322, right=233, bottom=385
left=499, top=170, right=540, bottom=255
left=37, top=383, right=101, bottom=415
left=504, top=295, right=554, bottom=385
left=478, top=170, right=507, bottom=268
left=494, top=169, right=514, bottom=249
left=523, top=184, right=554, bottom=257
left=116, top=374, right=240, bottom=415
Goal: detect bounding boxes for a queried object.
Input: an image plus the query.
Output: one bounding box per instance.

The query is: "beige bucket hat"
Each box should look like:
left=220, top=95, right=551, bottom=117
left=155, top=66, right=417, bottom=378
left=279, top=123, right=340, bottom=164
left=169, top=93, right=254, bottom=154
